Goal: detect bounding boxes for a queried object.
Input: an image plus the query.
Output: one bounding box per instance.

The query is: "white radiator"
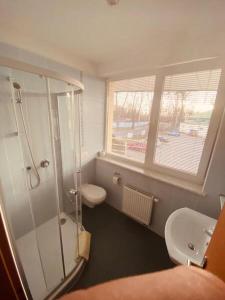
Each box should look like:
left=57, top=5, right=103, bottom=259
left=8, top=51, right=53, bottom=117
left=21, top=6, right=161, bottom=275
left=122, top=185, right=154, bottom=225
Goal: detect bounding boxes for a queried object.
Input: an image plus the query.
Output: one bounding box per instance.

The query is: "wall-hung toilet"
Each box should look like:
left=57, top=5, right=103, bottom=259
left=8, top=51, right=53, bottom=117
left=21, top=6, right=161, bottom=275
left=81, top=184, right=106, bottom=208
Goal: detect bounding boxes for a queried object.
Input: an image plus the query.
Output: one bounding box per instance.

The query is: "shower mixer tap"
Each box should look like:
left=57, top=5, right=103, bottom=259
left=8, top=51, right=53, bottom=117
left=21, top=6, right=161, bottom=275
left=40, top=160, right=50, bottom=168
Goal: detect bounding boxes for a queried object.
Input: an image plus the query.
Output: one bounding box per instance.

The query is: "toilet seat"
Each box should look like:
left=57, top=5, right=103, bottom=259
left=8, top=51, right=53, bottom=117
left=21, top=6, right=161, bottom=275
left=81, top=184, right=106, bottom=207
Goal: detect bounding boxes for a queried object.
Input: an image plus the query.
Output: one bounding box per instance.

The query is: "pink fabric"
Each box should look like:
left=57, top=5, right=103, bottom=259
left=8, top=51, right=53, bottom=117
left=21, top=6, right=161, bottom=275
left=60, top=266, right=225, bottom=300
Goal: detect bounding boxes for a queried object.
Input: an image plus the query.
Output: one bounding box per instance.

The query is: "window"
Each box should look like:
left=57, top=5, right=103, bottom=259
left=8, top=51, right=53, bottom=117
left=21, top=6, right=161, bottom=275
left=153, top=69, right=221, bottom=176
left=107, top=63, right=223, bottom=184
left=108, top=76, right=155, bottom=162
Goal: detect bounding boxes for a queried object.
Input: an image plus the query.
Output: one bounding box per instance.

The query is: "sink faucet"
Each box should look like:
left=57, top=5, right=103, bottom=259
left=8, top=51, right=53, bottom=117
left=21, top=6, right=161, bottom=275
left=204, top=228, right=214, bottom=237
left=220, top=195, right=225, bottom=210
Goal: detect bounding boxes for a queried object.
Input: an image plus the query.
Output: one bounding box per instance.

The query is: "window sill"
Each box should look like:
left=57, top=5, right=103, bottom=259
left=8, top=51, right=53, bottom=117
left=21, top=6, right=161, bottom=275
left=96, top=155, right=206, bottom=196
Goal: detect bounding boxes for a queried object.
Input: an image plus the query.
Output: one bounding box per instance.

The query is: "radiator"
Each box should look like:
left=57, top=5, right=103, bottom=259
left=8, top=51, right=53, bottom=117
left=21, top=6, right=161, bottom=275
left=122, top=185, right=154, bottom=225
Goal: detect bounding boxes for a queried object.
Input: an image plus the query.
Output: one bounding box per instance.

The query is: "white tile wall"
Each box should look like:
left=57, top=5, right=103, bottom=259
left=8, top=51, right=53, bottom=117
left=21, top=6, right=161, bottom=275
left=81, top=74, right=105, bottom=171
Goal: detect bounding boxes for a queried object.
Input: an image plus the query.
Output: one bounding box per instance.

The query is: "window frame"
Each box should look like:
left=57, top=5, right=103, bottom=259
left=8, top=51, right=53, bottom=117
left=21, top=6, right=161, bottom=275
left=105, top=58, right=225, bottom=185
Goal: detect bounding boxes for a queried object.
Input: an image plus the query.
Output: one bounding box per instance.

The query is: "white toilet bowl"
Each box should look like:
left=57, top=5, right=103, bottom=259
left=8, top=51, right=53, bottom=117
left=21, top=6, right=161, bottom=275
left=81, top=184, right=106, bottom=208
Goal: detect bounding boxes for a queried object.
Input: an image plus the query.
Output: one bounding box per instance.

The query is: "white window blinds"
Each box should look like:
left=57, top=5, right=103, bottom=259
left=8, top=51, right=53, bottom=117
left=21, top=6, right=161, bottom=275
left=153, top=69, right=221, bottom=175
left=109, top=76, right=155, bottom=162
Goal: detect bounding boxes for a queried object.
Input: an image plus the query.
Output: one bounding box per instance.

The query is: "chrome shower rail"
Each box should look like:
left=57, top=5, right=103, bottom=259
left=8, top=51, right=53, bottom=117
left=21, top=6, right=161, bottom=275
left=0, top=56, right=84, bottom=92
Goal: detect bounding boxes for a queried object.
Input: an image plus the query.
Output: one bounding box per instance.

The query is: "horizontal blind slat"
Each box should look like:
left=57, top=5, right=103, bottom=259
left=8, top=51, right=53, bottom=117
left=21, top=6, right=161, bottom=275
left=111, top=76, right=155, bottom=92
left=154, top=68, right=221, bottom=175
left=110, top=76, right=156, bottom=162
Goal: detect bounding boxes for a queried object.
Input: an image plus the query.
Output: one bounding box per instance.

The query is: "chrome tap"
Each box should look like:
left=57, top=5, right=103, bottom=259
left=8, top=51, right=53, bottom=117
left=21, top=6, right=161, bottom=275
left=40, top=160, right=50, bottom=168
left=204, top=228, right=214, bottom=237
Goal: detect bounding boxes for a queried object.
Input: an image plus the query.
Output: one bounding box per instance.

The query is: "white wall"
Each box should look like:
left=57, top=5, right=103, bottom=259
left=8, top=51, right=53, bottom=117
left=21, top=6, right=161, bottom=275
left=0, top=42, right=81, bottom=79
left=81, top=74, right=106, bottom=183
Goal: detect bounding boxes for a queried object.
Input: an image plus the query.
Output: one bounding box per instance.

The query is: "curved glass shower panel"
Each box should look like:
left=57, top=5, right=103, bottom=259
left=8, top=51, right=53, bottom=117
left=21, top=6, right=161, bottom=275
left=48, top=78, right=81, bottom=276
left=0, top=60, right=84, bottom=300
left=0, top=66, right=48, bottom=300
left=12, top=69, right=65, bottom=294
left=0, top=67, right=36, bottom=252
left=0, top=67, right=65, bottom=299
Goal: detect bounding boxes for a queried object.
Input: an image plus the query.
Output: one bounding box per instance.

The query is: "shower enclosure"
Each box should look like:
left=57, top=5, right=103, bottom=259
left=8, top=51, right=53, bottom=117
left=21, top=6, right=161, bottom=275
left=0, top=57, right=85, bottom=300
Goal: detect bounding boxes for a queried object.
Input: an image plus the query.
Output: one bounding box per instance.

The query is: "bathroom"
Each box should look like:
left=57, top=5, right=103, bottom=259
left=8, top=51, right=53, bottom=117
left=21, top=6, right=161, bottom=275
left=0, top=1, right=225, bottom=300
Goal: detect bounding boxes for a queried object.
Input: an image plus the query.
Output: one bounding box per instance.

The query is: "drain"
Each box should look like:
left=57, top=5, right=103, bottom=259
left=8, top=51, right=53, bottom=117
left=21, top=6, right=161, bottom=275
left=188, top=242, right=195, bottom=251
left=60, top=218, right=67, bottom=225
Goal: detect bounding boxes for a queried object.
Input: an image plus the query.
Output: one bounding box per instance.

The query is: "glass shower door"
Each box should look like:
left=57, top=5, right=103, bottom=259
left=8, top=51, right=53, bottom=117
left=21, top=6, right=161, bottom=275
left=48, top=78, right=81, bottom=276
left=0, top=68, right=43, bottom=300
left=0, top=67, right=65, bottom=300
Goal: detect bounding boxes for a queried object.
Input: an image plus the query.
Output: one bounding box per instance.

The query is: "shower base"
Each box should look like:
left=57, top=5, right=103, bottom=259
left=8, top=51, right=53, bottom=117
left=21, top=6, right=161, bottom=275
left=16, top=212, right=81, bottom=300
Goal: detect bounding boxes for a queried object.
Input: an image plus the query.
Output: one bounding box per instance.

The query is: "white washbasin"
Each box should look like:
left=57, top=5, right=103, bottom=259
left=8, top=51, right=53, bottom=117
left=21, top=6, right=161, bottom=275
left=165, top=208, right=217, bottom=266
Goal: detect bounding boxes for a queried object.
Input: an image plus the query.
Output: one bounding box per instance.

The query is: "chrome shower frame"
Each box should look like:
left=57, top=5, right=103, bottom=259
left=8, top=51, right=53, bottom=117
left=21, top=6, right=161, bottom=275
left=0, top=56, right=85, bottom=300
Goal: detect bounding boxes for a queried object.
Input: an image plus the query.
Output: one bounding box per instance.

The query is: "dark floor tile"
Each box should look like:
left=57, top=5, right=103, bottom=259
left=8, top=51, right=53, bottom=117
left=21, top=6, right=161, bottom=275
left=71, top=203, right=174, bottom=290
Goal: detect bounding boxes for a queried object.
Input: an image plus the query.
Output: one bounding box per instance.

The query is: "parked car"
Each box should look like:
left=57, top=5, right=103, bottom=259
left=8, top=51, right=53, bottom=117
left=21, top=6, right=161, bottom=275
left=188, top=129, right=198, bottom=137
left=127, top=141, right=147, bottom=152
left=159, top=136, right=169, bottom=143
left=168, top=130, right=180, bottom=137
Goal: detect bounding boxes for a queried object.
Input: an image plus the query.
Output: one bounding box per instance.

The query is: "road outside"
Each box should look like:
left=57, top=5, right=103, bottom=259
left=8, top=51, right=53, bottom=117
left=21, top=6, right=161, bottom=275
left=113, top=132, right=205, bottom=175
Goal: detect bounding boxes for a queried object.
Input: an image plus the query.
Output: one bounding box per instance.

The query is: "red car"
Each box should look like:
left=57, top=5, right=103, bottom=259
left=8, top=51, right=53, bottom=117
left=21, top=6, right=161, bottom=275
left=127, top=141, right=147, bottom=152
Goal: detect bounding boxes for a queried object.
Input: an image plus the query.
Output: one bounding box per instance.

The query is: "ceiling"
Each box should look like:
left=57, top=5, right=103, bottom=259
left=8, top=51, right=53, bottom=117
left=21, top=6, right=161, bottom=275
left=0, top=0, right=225, bottom=77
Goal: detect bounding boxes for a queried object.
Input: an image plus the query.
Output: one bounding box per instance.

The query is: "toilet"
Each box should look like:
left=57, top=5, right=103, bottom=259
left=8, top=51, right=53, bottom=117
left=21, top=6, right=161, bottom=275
left=81, top=184, right=106, bottom=208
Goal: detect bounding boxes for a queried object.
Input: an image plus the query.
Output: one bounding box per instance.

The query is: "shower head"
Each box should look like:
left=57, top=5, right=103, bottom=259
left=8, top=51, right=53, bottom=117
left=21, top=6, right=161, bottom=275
left=13, top=82, right=22, bottom=103
left=13, top=82, right=21, bottom=90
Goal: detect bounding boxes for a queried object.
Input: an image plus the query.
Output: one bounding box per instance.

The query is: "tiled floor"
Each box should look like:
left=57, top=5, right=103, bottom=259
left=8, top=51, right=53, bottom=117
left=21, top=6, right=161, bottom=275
left=72, top=203, right=174, bottom=290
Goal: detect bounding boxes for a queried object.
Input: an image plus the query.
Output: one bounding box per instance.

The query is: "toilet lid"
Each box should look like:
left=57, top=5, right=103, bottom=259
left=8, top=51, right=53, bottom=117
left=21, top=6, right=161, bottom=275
left=81, top=184, right=106, bottom=203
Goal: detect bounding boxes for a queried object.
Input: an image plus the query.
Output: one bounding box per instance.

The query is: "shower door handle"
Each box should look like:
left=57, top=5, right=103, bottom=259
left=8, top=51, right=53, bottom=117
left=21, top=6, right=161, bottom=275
left=68, top=189, right=78, bottom=196
left=68, top=189, right=81, bottom=222
left=68, top=189, right=78, bottom=203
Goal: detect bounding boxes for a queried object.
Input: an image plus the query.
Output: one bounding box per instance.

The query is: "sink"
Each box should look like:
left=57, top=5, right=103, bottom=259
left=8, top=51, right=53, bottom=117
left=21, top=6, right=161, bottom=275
left=165, top=208, right=217, bottom=266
